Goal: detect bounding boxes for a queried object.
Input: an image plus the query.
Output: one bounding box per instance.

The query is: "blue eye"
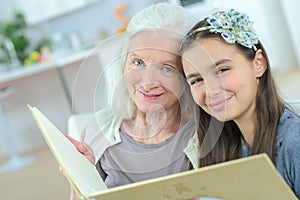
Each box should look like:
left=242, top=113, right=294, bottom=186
left=158, top=64, right=177, bottom=76
left=162, top=66, right=173, bottom=73
left=133, top=59, right=144, bottom=67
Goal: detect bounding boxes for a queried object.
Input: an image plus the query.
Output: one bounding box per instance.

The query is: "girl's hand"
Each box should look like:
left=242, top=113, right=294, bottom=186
left=64, top=134, right=95, bottom=164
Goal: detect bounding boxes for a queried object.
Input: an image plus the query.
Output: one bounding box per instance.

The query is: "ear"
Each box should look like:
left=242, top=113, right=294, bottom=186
left=253, top=49, right=267, bottom=78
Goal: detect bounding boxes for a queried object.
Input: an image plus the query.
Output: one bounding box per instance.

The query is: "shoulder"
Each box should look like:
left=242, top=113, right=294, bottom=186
left=79, top=108, right=114, bottom=138
left=277, top=109, right=300, bottom=156
left=278, top=109, right=300, bottom=140
left=85, top=108, right=123, bottom=162
left=276, top=110, right=300, bottom=196
left=92, top=108, right=123, bottom=139
left=95, top=108, right=115, bottom=127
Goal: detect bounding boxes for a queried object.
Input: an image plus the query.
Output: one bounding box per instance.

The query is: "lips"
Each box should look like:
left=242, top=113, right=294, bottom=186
left=207, top=96, right=231, bottom=111
left=138, top=90, right=163, bottom=99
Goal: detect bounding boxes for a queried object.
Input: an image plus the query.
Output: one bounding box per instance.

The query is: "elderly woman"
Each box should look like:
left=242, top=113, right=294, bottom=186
left=67, top=3, right=199, bottom=199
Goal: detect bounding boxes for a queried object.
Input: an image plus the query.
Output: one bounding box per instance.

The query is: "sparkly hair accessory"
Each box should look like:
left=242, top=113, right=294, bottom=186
left=193, top=9, right=259, bottom=51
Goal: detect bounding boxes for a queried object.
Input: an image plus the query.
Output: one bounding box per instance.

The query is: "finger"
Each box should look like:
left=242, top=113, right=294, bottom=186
left=64, top=133, right=80, bottom=146
left=76, top=143, right=89, bottom=154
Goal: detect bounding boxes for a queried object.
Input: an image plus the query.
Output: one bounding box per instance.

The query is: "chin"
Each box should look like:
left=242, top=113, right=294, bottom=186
left=214, top=113, right=233, bottom=122
left=208, top=112, right=227, bottom=122
left=137, top=104, right=166, bottom=113
left=205, top=107, right=230, bottom=122
left=215, top=116, right=226, bottom=122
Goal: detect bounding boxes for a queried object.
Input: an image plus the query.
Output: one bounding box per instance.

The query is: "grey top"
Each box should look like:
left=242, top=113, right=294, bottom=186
left=95, top=120, right=195, bottom=188
left=242, top=108, right=300, bottom=198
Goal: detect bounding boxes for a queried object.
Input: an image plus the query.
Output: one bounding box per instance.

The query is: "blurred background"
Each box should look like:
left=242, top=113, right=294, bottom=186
left=0, top=0, right=299, bottom=199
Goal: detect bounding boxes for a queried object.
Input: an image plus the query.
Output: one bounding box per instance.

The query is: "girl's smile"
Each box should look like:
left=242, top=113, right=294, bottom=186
left=207, top=96, right=232, bottom=111
left=182, top=37, right=265, bottom=124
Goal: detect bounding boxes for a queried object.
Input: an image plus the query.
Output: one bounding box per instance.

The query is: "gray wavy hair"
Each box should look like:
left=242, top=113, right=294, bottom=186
left=103, top=3, right=198, bottom=119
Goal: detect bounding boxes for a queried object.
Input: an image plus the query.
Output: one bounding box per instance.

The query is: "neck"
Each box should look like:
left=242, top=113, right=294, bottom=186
left=234, top=112, right=255, bottom=148
left=123, top=103, right=184, bottom=144
left=238, top=122, right=255, bottom=148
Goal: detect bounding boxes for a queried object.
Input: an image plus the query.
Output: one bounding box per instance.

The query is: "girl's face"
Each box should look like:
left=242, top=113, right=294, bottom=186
left=124, top=31, right=185, bottom=113
left=181, top=37, right=266, bottom=122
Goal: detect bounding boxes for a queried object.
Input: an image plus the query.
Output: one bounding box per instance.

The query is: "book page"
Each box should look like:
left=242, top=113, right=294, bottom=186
left=28, top=105, right=297, bottom=200
left=88, top=154, right=297, bottom=200
left=28, top=105, right=107, bottom=197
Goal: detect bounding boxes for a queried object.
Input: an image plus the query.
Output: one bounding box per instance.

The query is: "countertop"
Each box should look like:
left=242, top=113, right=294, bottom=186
left=0, top=47, right=94, bottom=85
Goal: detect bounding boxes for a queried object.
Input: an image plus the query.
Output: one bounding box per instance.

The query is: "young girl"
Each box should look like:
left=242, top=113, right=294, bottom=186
left=179, top=9, right=300, bottom=198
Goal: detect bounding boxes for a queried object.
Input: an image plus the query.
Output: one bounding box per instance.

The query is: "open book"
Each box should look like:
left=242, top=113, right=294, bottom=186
left=28, top=105, right=297, bottom=200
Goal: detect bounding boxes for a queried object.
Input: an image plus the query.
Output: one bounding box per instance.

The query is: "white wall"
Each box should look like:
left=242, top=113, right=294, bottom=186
left=280, top=0, right=300, bottom=68
left=43, top=0, right=152, bottom=39
left=0, top=0, right=15, bottom=21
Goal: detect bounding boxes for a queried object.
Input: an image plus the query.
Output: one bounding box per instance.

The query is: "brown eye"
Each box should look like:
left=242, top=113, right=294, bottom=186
left=216, top=67, right=229, bottom=75
left=190, top=77, right=203, bottom=85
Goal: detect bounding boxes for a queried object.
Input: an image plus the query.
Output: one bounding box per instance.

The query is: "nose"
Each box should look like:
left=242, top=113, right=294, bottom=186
left=205, top=76, right=223, bottom=98
left=141, top=65, right=160, bottom=90
left=206, top=88, right=222, bottom=98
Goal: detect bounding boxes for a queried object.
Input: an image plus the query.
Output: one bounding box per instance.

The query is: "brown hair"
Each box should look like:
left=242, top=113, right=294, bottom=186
left=179, top=18, right=286, bottom=167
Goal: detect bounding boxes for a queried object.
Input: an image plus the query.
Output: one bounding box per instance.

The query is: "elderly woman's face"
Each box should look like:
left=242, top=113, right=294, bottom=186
left=124, top=31, right=185, bottom=113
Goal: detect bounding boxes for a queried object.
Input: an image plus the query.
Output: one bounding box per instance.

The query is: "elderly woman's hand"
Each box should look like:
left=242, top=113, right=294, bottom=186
left=64, top=134, right=95, bottom=164
left=59, top=134, right=96, bottom=200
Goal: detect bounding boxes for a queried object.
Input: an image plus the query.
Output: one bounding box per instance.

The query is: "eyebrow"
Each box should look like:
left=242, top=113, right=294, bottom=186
left=128, top=51, right=178, bottom=65
left=186, top=59, right=231, bottom=80
left=128, top=52, right=140, bottom=58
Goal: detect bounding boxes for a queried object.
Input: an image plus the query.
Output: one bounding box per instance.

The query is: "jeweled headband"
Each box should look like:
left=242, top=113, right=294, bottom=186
left=191, top=9, right=259, bottom=51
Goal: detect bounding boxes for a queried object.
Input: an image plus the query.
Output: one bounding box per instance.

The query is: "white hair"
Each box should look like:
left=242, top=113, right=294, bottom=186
left=127, top=3, right=198, bottom=34
left=104, top=3, right=198, bottom=119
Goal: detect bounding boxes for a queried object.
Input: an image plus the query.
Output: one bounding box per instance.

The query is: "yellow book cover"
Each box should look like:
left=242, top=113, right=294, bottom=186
left=28, top=105, right=297, bottom=200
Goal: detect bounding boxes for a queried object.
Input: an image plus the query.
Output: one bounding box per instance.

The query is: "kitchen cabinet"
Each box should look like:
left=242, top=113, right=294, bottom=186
left=0, top=47, right=103, bottom=156
left=13, top=0, right=98, bottom=25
